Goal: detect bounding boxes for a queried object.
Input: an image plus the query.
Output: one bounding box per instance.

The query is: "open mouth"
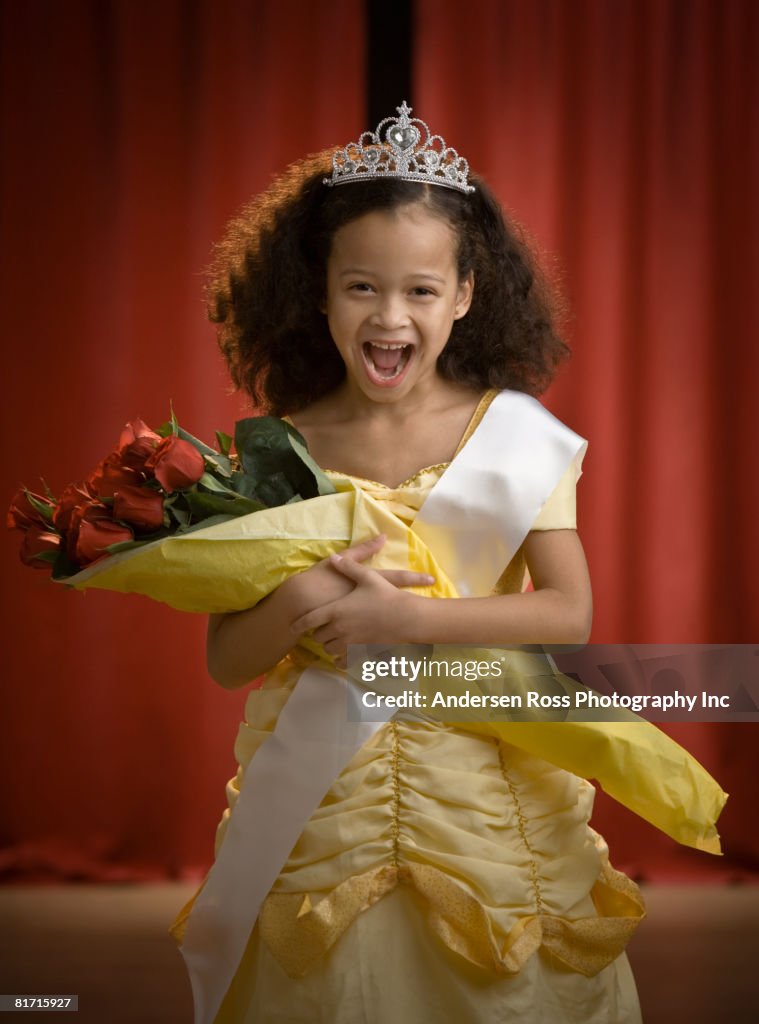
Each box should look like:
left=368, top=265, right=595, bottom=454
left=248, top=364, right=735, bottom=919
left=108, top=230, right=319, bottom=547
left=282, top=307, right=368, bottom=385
left=361, top=342, right=413, bottom=387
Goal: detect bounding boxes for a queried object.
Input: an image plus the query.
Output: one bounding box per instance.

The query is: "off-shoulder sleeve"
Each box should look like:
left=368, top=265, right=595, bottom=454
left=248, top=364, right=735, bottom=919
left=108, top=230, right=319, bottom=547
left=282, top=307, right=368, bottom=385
left=531, top=447, right=585, bottom=530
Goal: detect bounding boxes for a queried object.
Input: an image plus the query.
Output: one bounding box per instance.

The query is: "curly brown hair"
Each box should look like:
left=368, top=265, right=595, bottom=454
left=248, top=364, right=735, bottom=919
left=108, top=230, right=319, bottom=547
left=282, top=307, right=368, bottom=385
left=208, top=150, right=569, bottom=415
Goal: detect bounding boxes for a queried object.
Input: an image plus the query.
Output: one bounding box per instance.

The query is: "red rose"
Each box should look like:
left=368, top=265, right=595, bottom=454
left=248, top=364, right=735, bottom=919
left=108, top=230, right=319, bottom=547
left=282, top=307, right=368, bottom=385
left=70, top=513, right=133, bottom=567
left=119, top=435, right=159, bottom=473
left=113, top=484, right=165, bottom=531
left=118, top=418, right=161, bottom=473
left=19, top=526, right=61, bottom=567
left=86, top=420, right=162, bottom=497
left=87, top=451, right=144, bottom=499
left=118, top=417, right=161, bottom=450
left=7, top=488, right=55, bottom=531
left=53, top=482, right=96, bottom=532
left=65, top=499, right=111, bottom=561
left=145, top=436, right=205, bottom=491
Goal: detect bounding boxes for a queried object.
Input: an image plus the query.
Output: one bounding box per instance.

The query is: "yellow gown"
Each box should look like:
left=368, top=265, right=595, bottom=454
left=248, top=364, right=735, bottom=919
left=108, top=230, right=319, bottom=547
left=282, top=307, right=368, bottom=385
left=173, top=393, right=645, bottom=1023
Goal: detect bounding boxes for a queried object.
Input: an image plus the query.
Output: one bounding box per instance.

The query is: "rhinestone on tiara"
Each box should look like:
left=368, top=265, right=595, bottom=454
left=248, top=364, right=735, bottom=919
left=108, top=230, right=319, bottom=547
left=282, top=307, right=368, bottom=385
left=324, top=102, right=475, bottom=194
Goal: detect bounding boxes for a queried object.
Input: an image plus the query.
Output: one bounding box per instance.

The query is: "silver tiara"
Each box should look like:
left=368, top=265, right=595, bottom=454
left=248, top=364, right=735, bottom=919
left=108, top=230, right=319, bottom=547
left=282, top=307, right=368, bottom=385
left=324, top=101, right=474, bottom=194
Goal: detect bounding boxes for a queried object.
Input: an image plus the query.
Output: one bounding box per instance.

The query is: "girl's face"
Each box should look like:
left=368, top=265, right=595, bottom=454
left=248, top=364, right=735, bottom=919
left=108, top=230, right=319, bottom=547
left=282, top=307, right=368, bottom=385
left=324, top=204, right=473, bottom=404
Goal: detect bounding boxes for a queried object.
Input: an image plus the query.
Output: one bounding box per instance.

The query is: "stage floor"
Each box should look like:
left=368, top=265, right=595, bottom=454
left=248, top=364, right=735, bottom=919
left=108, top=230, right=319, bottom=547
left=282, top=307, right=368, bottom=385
left=1, top=883, right=757, bottom=1022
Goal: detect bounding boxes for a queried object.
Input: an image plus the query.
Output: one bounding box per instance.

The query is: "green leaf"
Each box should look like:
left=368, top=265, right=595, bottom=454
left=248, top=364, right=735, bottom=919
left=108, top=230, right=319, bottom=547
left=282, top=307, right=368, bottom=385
left=40, top=478, right=57, bottom=501
left=231, top=466, right=298, bottom=506
left=234, top=417, right=294, bottom=479
left=230, top=472, right=260, bottom=499
left=215, top=430, right=233, bottom=456
left=184, top=490, right=265, bottom=519
left=204, top=453, right=233, bottom=478
left=284, top=429, right=336, bottom=496
left=166, top=503, right=191, bottom=527
left=234, top=416, right=335, bottom=503
left=197, top=471, right=238, bottom=495
left=175, top=425, right=219, bottom=457
left=254, top=471, right=296, bottom=507
left=175, top=513, right=240, bottom=534
left=102, top=534, right=170, bottom=555
left=25, top=489, right=56, bottom=523
left=29, top=550, right=59, bottom=565
left=155, top=406, right=180, bottom=438
left=51, top=547, right=82, bottom=580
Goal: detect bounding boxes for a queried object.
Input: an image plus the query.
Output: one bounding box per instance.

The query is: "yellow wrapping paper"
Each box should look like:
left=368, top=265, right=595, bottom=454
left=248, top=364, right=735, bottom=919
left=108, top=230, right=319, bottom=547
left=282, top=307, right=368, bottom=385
left=61, top=481, right=727, bottom=853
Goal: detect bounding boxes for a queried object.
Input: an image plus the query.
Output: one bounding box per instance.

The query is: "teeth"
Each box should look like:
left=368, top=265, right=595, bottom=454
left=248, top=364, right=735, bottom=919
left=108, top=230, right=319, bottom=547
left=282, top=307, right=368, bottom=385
left=362, top=340, right=412, bottom=383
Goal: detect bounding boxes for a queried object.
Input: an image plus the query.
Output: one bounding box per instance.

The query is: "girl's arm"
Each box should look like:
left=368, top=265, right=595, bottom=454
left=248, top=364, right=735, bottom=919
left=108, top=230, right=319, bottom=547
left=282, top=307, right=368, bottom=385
left=290, top=529, right=592, bottom=663
left=206, top=536, right=435, bottom=689
left=207, top=572, right=316, bottom=691
left=410, top=529, right=592, bottom=644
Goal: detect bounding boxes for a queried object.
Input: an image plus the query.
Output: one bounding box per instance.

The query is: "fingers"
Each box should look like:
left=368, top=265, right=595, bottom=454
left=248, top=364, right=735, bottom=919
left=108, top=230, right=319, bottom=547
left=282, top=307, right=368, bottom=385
left=321, top=636, right=346, bottom=655
left=378, top=569, right=435, bottom=589
left=289, top=607, right=347, bottom=666
left=291, top=604, right=333, bottom=635
left=328, top=554, right=373, bottom=583
left=338, top=534, right=386, bottom=563
left=330, top=553, right=435, bottom=590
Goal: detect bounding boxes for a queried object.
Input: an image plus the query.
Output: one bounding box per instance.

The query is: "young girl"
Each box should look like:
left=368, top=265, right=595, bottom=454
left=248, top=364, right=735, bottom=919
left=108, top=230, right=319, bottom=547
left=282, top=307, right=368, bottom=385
left=175, top=104, right=643, bottom=1023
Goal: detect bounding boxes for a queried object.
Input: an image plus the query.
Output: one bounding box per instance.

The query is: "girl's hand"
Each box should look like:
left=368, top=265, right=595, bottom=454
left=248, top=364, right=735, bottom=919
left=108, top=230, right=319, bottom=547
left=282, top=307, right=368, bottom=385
left=290, top=552, right=432, bottom=666
left=279, top=535, right=381, bottom=619
left=207, top=536, right=432, bottom=689
left=282, top=535, right=433, bottom=623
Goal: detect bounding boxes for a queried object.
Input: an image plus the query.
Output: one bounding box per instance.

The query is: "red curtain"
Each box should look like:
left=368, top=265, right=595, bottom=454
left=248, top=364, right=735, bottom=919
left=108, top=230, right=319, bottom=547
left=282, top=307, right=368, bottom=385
left=416, top=0, right=758, bottom=877
left=1, top=0, right=365, bottom=881
left=2, top=0, right=757, bottom=884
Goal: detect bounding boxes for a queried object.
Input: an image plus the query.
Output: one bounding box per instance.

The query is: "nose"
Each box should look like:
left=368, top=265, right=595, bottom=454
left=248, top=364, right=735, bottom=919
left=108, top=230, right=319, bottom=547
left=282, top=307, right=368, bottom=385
left=369, top=293, right=410, bottom=330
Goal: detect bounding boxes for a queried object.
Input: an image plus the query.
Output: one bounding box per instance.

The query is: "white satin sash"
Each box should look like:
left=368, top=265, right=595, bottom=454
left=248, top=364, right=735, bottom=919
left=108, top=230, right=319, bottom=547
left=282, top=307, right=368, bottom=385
left=414, top=390, right=587, bottom=596
left=180, top=670, right=394, bottom=1024
left=180, top=390, right=586, bottom=1024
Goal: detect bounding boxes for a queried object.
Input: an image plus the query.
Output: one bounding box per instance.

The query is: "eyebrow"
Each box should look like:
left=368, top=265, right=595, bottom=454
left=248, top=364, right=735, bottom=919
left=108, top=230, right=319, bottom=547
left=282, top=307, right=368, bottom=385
left=338, top=268, right=447, bottom=283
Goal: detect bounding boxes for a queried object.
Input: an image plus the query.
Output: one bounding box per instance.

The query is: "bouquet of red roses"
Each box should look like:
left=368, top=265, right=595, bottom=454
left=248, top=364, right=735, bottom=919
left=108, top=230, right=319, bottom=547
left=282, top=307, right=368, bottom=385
left=6, top=407, right=443, bottom=614
left=8, top=411, right=336, bottom=579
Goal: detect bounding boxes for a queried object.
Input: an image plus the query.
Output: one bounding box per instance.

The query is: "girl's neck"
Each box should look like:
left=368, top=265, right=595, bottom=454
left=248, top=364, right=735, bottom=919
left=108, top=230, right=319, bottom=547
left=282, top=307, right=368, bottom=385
left=290, top=379, right=488, bottom=489
left=322, top=374, right=474, bottom=426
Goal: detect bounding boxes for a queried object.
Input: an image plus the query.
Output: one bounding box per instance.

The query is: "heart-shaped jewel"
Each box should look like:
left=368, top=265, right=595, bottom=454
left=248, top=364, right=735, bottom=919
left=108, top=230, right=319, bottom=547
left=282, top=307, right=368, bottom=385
left=423, top=151, right=440, bottom=168
left=386, top=125, right=419, bottom=151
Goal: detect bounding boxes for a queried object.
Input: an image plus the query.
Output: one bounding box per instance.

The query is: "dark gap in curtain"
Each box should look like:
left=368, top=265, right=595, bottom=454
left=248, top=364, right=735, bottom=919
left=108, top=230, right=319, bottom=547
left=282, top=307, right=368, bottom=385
left=179, top=0, right=203, bottom=150
left=366, top=0, right=414, bottom=126
left=92, top=2, right=119, bottom=160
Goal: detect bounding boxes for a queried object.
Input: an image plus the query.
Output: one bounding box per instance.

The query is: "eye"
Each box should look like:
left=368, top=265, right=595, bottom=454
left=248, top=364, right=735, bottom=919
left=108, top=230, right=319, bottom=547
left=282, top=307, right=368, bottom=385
left=411, top=286, right=436, bottom=297
left=348, top=282, right=374, bottom=293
